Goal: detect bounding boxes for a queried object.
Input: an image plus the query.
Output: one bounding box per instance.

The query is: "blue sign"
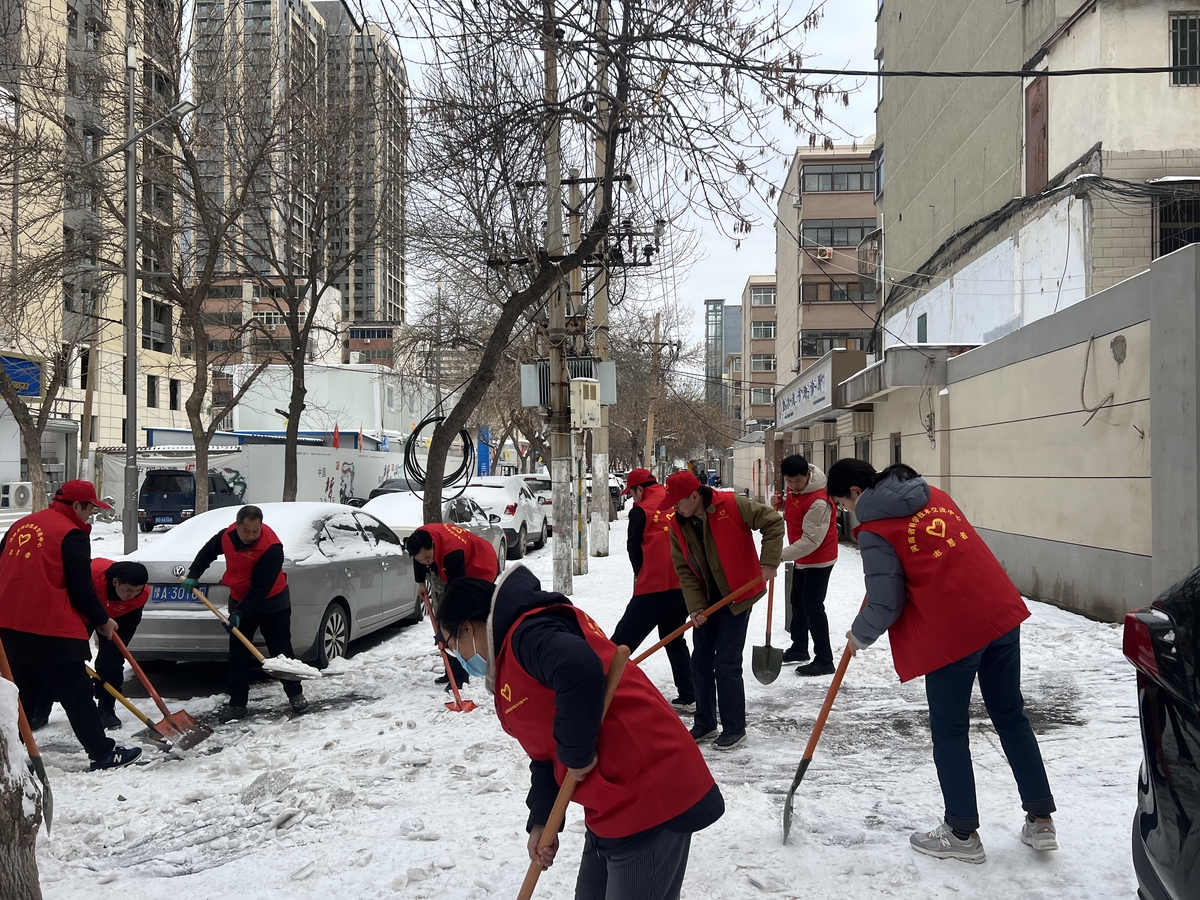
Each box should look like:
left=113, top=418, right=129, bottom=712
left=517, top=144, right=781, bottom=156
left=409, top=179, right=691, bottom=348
left=0, top=354, right=42, bottom=399
left=477, top=426, right=491, bottom=476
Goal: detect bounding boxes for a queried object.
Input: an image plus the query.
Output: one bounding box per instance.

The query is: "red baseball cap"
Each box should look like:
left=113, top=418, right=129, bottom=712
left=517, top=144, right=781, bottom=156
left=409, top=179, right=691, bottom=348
left=55, top=480, right=111, bottom=509
left=661, top=470, right=702, bottom=509
left=620, top=468, right=656, bottom=496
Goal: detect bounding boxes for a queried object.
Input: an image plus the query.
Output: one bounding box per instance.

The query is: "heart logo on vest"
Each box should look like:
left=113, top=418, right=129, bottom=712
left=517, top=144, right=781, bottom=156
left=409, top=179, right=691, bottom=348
left=500, top=684, right=512, bottom=702
left=17, top=533, right=30, bottom=548
left=925, top=518, right=947, bottom=539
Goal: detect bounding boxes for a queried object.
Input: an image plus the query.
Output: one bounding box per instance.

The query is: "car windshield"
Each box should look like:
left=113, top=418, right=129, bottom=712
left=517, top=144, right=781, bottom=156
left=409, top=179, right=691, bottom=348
left=142, top=473, right=193, bottom=494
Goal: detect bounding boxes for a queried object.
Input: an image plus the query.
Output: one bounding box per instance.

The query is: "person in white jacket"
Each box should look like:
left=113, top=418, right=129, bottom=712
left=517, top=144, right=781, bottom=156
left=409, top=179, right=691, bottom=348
left=771, top=456, right=839, bottom=676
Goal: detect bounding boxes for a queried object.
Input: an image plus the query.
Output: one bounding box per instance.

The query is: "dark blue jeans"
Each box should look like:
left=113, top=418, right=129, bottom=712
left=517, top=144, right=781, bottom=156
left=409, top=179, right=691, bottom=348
left=690, top=605, right=751, bottom=735
left=924, top=626, right=1056, bottom=832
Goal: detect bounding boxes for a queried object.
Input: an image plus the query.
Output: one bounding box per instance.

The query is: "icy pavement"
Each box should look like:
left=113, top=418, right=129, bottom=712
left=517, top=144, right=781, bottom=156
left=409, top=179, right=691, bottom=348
left=36, top=519, right=1140, bottom=898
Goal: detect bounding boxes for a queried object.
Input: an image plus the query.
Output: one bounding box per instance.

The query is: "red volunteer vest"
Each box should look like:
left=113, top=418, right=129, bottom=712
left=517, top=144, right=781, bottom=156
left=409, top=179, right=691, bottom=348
left=855, top=486, right=1029, bottom=682
left=426, top=523, right=498, bottom=581
left=220, top=523, right=287, bottom=601
left=0, top=503, right=94, bottom=639
left=91, top=558, right=150, bottom=618
left=670, top=491, right=762, bottom=602
left=633, top=483, right=680, bottom=595
left=495, top=604, right=715, bottom=838
left=784, top=488, right=839, bottom=566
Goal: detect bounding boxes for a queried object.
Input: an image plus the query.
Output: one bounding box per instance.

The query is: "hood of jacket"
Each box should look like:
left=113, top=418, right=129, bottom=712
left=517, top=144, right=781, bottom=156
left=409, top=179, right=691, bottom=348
left=798, top=466, right=828, bottom=495
left=484, top=564, right=573, bottom=693
left=854, top=473, right=930, bottom=524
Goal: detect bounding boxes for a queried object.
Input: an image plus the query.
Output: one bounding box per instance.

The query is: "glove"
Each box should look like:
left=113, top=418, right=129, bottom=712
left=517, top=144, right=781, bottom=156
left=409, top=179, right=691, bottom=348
left=181, top=577, right=200, bottom=595
left=228, top=610, right=242, bottom=633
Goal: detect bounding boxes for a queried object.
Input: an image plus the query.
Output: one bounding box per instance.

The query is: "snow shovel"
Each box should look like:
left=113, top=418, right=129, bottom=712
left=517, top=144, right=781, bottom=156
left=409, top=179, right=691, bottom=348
left=110, top=634, right=213, bottom=750
left=632, top=577, right=763, bottom=665
left=421, top=589, right=476, bottom=713
left=190, top=587, right=322, bottom=680
left=85, top=664, right=171, bottom=751
left=516, top=645, right=630, bottom=900
left=752, top=580, right=784, bottom=684
left=0, top=637, right=51, bottom=832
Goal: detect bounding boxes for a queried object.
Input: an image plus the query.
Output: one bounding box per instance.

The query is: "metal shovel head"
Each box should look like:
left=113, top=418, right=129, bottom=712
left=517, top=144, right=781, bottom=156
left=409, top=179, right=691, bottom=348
left=26, top=755, right=51, bottom=833
left=781, top=756, right=813, bottom=844
left=752, top=643, right=784, bottom=685
left=445, top=698, right=478, bottom=713
left=151, top=710, right=213, bottom=750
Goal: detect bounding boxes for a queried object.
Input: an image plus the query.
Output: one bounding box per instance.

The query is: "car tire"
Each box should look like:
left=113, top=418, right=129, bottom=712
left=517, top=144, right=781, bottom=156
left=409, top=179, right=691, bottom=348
left=533, top=519, right=548, bottom=549
left=510, top=525, right=527, bottom=559
left=316, top=601, right=351, bottom=668
left=140, top=522, right=154, bottom=533
left=497, top=537, right=507, bottom=571
left=398, top=593, right=426, bottom=626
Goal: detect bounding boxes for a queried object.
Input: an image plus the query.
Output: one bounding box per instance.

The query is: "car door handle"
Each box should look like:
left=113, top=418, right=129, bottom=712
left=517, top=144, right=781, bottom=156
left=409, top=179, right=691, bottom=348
left=381, top=561, right=390, bottom=571
left=344, top=568, right=355, bottom=579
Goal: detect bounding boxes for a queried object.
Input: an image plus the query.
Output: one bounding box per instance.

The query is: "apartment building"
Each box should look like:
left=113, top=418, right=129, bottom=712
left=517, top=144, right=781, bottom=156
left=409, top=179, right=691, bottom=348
left=703, top=297, right=741, bottom=418
left=345, top=322, right=397, bottom=366
left=739, top=276, right=778, bottom=430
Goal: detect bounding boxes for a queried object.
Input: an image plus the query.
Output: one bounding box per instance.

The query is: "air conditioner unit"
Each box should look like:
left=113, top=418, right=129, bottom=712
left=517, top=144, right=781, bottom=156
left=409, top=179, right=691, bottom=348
left=362, top=339, right=371, bottom=345
left=790, top=359, right=800, bottom=372
left=2, top=482, right=33, bottom=510
left=816, top=247, right=834, bottom=261
left=267, top=323, right=276, bottom=331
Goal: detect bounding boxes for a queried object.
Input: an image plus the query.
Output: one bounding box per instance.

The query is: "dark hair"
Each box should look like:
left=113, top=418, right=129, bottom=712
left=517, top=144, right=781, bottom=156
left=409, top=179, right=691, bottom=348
left=439, top=577, right=494, bottom=637
left=106, top=561, right=148, bottom=587
left=780, top=455, right=810, bottom=477
left=236, top=505, right=264, bottom=524
left=826, top=459, right=921, bottom=499
left=697, top=485, right=714, bottom=508
left=404, top=528, right=434, bottom=557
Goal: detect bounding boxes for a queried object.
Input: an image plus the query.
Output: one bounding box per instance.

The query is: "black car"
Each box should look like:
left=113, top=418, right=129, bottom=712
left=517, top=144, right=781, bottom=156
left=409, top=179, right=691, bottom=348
left=1124, top=566, right=1200, bottom=900
left=137, top=469, right=241, bottom=532
left=367, top=476, right=423, bottom=501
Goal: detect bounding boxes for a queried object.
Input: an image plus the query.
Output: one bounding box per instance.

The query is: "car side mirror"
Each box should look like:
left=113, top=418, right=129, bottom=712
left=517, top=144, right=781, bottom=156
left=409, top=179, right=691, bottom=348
left=489, top=514, right=501, bottom=524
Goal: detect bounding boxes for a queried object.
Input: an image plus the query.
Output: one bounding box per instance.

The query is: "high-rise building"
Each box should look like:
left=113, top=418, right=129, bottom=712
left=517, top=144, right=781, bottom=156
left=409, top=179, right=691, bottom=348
left=704, top=298, right=742, bottom=415
left=740, top=275, right=777, bottom=430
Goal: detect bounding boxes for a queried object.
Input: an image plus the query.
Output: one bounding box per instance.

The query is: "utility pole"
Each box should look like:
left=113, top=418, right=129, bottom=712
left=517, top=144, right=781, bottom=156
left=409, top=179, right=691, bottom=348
left=644, top=313, right=660, bottom=481
left=122, top=44, right=138, bottom=554
left=589, top=0, right=612, bottom=555
left=545, top=0, right=572, bottom=595
left=568, top=170, right=588, bottom=575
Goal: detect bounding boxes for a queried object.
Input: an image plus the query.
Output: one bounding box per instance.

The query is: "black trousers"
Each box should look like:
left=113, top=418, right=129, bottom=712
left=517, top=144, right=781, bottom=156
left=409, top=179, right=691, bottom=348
left=787, top=565, right=834, bottom=665
left=611, top=589, right=694, bottom=704
left=7, top=655, right=115, bottom=761
left=228, top=607, right=303, bottom=706
left=575, top=827, right=692, bottom=900
left=95, top=608, right=143, bottom=711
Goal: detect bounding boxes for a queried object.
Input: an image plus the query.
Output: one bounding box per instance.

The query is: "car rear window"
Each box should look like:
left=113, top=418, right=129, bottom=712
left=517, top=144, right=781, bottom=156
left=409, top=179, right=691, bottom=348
left=142, top=473, right=193, bottom=494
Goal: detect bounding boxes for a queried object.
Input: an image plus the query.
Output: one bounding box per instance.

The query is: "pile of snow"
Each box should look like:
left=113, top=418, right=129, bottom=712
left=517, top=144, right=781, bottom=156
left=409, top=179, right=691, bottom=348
left=262, top=656, right=323, bottom=681
left=360, top=493, right=427, bottom=535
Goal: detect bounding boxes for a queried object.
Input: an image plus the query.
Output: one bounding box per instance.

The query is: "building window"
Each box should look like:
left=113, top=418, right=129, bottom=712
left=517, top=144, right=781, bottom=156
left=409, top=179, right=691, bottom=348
left=917, top=313, right=928, bottom=343
left=800, top=329, right=873, bottom=357
left=146, top=374, right=159, bottom=408
left=1025, top=76, right=1048, bottom=195
left=1171, top=13, right=1200, bottom=86
left=751, top=387, right=775, bottom=405
left=874, top=150, right=885, bottom=200
left=169, top=378, right=180, bottom=410
left=802, top=163, right=875, bottom=193
left=801, top=219, right=879, bottom=247
left=877, top=55, right=884, bottom=104
left=732, top=357, right=741, bottom=372
left=855, top=434, right=871, bottom=464
left=802, top=280, right=875, bottom=304
left=751, top=320, right=776, bottom=339
left=141, top=300, right=172, bottom=352
left=1158, top=194, right=1200, bottom=257
left=750, top=353, right=776, bottom=372
left=750, top=286, right=776, bottom=306
left=890, top=432, right=902, bottom=465
left=79, top=348, right=90, bottom=389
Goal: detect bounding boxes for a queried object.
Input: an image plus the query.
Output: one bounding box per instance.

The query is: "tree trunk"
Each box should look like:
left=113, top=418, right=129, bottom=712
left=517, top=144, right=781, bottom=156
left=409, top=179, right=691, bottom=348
left=185, top=331, right=212, bottom=514
left=282, top=355, right=306, bottom=502
left=18, top=425, right=47, bottom=512
left=0, top=682, right=42, bottom=899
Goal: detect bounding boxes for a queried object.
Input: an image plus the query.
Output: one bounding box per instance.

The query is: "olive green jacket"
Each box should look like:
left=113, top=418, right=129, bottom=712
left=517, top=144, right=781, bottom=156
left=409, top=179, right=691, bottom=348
left=669, top=494, right=785, bottom=615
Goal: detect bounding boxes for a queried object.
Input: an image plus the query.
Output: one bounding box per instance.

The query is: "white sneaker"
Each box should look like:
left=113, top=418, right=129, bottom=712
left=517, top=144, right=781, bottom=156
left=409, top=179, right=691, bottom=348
left=909, top=823, right=986, bottom=864
left=1021, top=816, right=1058, bottom=851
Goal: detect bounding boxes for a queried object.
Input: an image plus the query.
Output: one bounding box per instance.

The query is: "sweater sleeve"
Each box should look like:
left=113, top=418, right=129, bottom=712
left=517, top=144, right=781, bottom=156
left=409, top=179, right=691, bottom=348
left=234, top=543, right=285, bottom=615
left=61, top=530, right=109, bottom=627
left=850, top=531, right=907, bottom=646
left=626, top=505, right=646, bottom=577
left=442, top=549, right=467, bottom=583
left=187, top=531, right=225, bottom=580
left=735, top=495, right=785, bottom=568
left=525, top=759, right=560, bottom=832
left=780, top=497, right=833, bottom=563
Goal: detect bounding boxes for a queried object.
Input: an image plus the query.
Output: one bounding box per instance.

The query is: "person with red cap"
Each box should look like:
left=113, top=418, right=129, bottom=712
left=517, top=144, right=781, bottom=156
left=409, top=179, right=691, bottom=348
left=610, top=469, right=695, bottom=713
left=0, top=481, right=141, bottom=770
left=664, top=470, right=784, bottom=750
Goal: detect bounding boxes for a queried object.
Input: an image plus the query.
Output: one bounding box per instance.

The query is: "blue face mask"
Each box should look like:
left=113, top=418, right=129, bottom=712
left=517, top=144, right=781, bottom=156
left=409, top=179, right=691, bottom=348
left=452, top=626, right=488, bottom=677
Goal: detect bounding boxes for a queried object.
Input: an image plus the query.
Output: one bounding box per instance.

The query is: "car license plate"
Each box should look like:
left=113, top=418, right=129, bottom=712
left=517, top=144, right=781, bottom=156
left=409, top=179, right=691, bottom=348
left=155, top=517, right=174, bottom=524
left=150, top=584, right=206, bottom=603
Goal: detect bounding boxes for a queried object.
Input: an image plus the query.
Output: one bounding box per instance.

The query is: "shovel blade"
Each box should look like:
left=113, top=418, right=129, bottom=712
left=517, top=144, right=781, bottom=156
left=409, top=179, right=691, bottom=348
left=751, top=644, right=784, bottom=685
left=445, top=699, right=478, bottom=713
left=152, top=710, right=213, bottom=750
left=781, top=756, right=812, bottom=844
left=26, top=755, right=51, bottom=833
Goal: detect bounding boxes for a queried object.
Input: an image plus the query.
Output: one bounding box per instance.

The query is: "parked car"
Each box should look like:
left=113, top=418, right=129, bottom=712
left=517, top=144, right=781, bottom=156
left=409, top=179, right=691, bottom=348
left=585, top=473, right=626, bottom=513
left=1124, top=566, right=1200, bottom=900
left=362, top=491, right=507, bottom=568
left=520, top=474, right=554, bottom=532
left=137, top=469, right=241, bottom=532
left=461, top=476, right=547, bottom=559
left=127, top=502, right=421, bottom=667
left=368, top=475, right=423, bottom=500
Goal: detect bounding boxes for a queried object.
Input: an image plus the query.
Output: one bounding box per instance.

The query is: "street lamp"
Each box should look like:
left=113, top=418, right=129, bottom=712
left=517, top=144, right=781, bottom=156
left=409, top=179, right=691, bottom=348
left=87, top=45, right=197, bottom=552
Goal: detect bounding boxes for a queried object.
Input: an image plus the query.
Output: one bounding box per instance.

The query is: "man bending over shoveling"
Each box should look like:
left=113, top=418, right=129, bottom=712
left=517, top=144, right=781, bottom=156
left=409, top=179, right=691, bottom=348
left=183, top=505, right=306, bottom=722
left=438, top=566, right=724, bottom=900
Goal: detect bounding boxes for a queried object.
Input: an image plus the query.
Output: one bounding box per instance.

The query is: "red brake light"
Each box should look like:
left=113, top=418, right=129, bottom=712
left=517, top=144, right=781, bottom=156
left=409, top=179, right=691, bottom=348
left=1123, top=610, right=1160, bottom=679
left=541, top=497, right=552, bottom=505
left=505, top=503, right=517, bottom=516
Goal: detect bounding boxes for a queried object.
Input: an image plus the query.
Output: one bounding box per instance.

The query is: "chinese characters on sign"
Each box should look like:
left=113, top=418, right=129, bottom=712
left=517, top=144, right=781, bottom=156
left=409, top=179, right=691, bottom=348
left=776, top=355, right=833, bottom=426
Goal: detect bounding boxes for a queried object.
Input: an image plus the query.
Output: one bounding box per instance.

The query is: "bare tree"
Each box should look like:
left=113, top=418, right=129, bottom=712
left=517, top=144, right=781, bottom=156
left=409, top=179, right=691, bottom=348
left=0, top=684, right=41, bottom=897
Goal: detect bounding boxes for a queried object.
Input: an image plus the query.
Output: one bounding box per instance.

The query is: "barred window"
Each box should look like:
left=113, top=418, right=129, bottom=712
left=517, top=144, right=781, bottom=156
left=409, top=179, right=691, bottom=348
left=750, top=354, right=776, bottom=372
left=751, top=320, right=776, bottom=339
left=1172, top=13, right=1200, bottom=86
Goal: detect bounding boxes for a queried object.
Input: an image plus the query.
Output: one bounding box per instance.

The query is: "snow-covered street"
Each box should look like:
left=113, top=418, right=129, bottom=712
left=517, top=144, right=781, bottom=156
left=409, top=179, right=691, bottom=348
left=36, top=519, right=1140, bottom=898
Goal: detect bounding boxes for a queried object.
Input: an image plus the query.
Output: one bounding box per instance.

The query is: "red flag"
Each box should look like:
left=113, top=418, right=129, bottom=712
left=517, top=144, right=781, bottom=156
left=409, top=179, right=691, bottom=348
left=358, top=425, right=364, bottom=451
left=332, top=424, right=340, bottom=449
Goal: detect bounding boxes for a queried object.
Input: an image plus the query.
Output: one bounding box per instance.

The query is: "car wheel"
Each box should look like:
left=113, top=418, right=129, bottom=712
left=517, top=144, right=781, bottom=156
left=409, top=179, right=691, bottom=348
left=140, top=522, right=154, bottom=533
left=398, top=592, right=426, bottom=626
left=533, top=519, right=548, bottom=549
left=512, top=525, right=527, bottom=559
left=316, top=601, right=350, bottom=668
left=497, top=537, right=507, bottom=571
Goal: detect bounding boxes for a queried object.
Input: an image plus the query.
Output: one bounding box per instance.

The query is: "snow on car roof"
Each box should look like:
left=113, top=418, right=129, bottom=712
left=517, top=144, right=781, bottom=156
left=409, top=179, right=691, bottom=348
left=361, top=491, right=427, bottom=529
left=127, top=502, right=339, bottom=563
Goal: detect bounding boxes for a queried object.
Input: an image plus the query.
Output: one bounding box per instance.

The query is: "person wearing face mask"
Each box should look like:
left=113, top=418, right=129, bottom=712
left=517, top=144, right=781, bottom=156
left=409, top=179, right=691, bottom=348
left=438, top=566, right=724, bottom=900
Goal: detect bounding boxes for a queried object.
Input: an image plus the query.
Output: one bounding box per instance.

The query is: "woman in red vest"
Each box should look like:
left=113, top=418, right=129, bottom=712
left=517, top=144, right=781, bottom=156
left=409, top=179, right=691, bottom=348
left=610, top=469, right=694, bottom=713
left=182, top=505, right=306, bottom=721
left=90, top=558, right=149, bottom=729
left=826, top=459, right=1058, bottom=864
left=664, top=470, right=784, bottom=751
left=438, top=567, right=723, bottom=899
left=772, top=455, right=839, bottom=676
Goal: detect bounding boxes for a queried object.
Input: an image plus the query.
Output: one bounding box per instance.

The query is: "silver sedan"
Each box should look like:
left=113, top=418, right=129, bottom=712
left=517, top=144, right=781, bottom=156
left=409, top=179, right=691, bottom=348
left=126, top=502, right=422, bottom=668
left=361, top=491, right=507, bottom=566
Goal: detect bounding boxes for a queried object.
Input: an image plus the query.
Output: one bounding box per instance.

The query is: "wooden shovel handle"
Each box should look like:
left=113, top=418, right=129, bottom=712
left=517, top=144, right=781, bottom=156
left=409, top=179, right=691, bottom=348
left=110, top=633, right=180, bottom=729
left=515, top=645, right=630, bottom=900
left=632, top=577, right=763, bottom=665
left=192, top=588, right=266, bottom=663
left=0, top=636, right=41, bottom=763
left=85, top=664, right=153, bottom=727
left=800, top=595, right=867, bottom=761
left=420, top=589, right=469, bottom=708
left=765, top=580, right=775, bottom=643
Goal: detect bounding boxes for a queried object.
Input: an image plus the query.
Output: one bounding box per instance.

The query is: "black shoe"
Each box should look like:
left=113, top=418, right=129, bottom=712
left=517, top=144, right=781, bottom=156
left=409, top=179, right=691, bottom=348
left=90, top=746, right=142, bottom=771
left=670, top=697, right=697, bottom=714
left=99, top=708, right=122, bottom=730
left=689, top=724, right=718, bottom=742
left=782, top=645, right=810, bottom=663
left=27, top=713, right=49, bottom=732
left=289, top=694, right=309, bottom=714
left=434, top=673, right=450, bottom=685
left=713, top=731, right=747, bottom=750
left=217, top=705, right=249, bottom=723
left=796, top=661, right=836, bottom=676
